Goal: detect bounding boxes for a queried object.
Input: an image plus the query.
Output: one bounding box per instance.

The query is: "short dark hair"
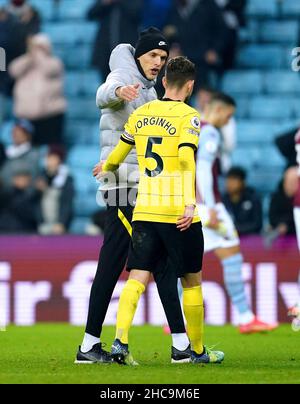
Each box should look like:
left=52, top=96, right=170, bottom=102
left=226, top=166, right=246, bottom=181
left=165, top=56, right=195, bottom=89
left=209, top=92, right=236, bottom=108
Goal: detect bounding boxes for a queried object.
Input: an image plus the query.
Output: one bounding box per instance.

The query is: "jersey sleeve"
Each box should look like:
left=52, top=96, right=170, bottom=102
left=178, top=112, right=201, bottom=151
left=121, top=113, right=136, bottom=146
left=102, top=139, right=133, bottom=172
left=196, top=125, right=220, bottom=163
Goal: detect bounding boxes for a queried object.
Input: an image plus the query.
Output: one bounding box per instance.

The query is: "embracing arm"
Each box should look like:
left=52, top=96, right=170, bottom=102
left=102, top=138, right=134, bottom=172
left=178, top=145, right=197, bottom=207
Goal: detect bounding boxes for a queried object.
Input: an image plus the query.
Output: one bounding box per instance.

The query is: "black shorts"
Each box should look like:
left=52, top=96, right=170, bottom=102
left=127, top=221, right=204, bottom=277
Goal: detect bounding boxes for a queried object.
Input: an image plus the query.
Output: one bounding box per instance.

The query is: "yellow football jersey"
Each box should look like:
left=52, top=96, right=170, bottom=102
left=121, top=99, right=201, bottom=224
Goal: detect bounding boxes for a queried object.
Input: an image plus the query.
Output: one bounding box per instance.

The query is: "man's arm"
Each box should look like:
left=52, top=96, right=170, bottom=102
left=100, top=117, right=136, bottom=174
left=176, top=113, right=201, bottom=231
left=178, top=145, right=197, bottom=207
left=96, top=69, right=140, bottom=109
left=102, top=138, right=134, bottom=173
left=195, top=125, right=219, bottom=207
left=196, top=158, right=215, bottom=208
left=196, top=125, right=221, bottom=227
left=177, top=145, right=197, bottom=231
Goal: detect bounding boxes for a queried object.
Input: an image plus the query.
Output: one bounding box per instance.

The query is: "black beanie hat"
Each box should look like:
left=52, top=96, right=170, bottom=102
left=135, top=27, right=169, bottom=59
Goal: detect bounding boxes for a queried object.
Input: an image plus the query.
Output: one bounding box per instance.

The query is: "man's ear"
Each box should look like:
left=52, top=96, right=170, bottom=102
left=187, top=80, right=194, bottom=93
left=162, top=76, right=167, bottom=89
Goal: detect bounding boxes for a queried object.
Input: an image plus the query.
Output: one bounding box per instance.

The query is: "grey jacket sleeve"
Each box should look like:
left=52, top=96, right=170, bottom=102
left=96, top=68, right=133, bottom=110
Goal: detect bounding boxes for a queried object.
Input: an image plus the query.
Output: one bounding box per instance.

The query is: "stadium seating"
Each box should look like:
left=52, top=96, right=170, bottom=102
left=65, top=121, right=99, bottom=146
left=281, top=0, right=300, bottom=17
left=44, top=22, right=96, bottom=46
left=67, top=146, right=100, bottom=169
left=67, top=98, right=100, bottom=120
left=259, top=21, right=299, bottom=44
left=264, top=71, right=300, bottom=94
left=236, top=120, right=278, bottom=144
left=237, top=45, right=284, bottom=69
left=69, top=216, right=90, bottom=234
left=248, top=96, right=294, bottom=120
left=74, top=193, right=98, bottom=217
left=0, top=121, right=14, bottom=146
left=65, top=70, right=100, bottom=97
left=55, top=44, right=91, bottom=70
left=0, top=0, right=95, bottom=22
left=246, top=0, right=278, bottom=18
left=233, top=97, right=250, bottom=119
left=222, top=71, right=263, bottom=94
left=51, top=0, right=94, bottom=21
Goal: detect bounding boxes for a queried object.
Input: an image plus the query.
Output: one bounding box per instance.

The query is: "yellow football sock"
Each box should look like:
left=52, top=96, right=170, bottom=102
left=183, top=285, right=204, bottom=355
left=115, top=279, right=145, bottom=344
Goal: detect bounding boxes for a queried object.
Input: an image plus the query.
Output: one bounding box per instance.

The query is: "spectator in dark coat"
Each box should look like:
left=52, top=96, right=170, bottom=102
left=36, top=145, right=74, bottom=235
left=87, top=0, right=143, bottom=80
left=5, top=0, right=40, bottom=56
left=164, top=0, right=226, bottom=88
left=222, top=166, right=263, bottom=235
left=215, top=0, right=247, bottom=70
left=0, top=142, right=6, bottom=168
left=0, top=8, right=19, bottom=98
left=275, top=127, right=298, bottom=169
left=269, top=167, right=298, bottom=236
left=0, top=119, right=40, bottom=187
left=142, top=0, right=172, bottom=30
left=0, top=7, right=20, bottom=123
left=0, top=168, right=41, bottom=233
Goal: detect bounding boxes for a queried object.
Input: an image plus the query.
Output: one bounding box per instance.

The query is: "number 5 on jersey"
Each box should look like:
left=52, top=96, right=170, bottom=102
left=145, top=137, right=163, bottom=177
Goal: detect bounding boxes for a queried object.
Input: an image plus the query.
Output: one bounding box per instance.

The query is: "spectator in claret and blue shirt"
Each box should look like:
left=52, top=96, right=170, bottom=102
left=222, top=166, right=263, bottom=235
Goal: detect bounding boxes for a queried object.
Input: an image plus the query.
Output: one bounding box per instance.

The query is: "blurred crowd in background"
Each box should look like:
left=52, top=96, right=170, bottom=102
left=0, top=0, right=299, bottom=239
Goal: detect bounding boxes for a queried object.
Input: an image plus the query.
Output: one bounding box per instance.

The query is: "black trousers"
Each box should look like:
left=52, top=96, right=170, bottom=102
left=85, top=188, right=186, bottom=338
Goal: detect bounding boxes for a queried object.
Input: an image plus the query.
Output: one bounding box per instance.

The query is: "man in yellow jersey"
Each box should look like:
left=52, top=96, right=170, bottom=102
left=98, top=56, right=225, bottom=365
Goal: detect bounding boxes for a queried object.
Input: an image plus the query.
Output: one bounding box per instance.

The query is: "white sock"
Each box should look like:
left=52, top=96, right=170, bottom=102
left=172, top=333, right=190, bottom=351
left=238, top=311, right=255, bottom=325
left=81, top=333, right=100, bottom=353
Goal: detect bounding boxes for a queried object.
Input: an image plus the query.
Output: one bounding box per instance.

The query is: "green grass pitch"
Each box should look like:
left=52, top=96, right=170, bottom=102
left=0, top=324, right=299, bottom=384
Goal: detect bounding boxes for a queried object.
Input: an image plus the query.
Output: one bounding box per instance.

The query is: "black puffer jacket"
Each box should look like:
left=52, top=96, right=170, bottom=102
left=223, top=186, right=263, bottom=235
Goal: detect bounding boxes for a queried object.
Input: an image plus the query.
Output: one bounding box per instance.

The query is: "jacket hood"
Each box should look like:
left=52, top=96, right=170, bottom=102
left=109, top=43, right=156, bottom=89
